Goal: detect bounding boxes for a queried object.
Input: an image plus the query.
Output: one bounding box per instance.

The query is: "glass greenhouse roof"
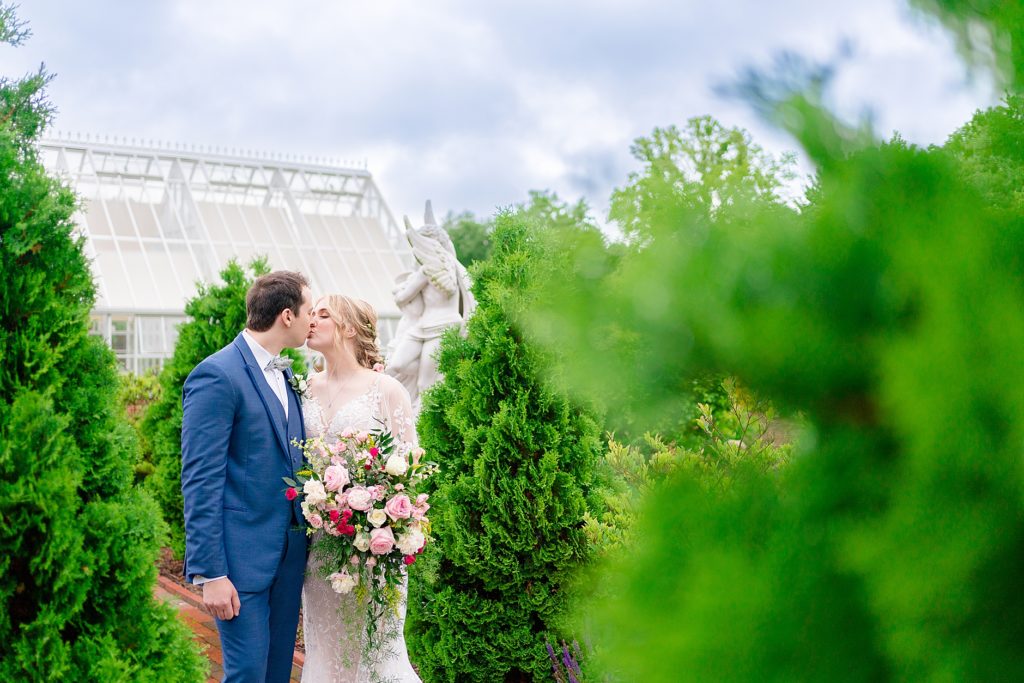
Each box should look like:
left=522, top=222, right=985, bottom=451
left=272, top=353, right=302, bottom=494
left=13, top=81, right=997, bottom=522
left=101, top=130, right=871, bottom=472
left=39, top=135, right=413, bottom=318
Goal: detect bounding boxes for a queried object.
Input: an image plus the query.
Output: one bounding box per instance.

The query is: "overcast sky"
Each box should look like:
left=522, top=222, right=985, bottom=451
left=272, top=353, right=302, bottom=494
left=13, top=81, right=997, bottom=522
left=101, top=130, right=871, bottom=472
left=3, top=1, right=997, bottom=227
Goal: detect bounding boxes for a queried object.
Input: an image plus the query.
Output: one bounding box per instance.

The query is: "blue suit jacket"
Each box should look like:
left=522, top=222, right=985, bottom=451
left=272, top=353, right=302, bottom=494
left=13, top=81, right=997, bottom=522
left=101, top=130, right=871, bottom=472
left=180, top=333, right=307, bottom=593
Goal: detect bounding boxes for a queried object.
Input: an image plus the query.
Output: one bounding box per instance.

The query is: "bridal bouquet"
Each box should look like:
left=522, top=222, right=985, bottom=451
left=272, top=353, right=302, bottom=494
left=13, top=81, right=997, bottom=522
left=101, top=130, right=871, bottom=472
left=284, top=425, right=435, bottom=643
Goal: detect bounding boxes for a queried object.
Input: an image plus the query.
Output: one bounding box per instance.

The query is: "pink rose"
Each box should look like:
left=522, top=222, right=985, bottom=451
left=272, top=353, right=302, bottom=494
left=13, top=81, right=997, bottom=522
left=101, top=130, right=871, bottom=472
left=384, top=494, right=413, bottom=521
left=330, top=441, right=348, bottom=454
left=369, top=527, right=395, bottom=555
left=356, top=431, right=369, bottom=443
left=373, top=362, right=385, bottom=373
left=285, top=488, right=298, bottom=501
left=340, top=427, right=356, bottom=438
left=369, top=447, right=379, bottom=458
left=323, top=465, right=350, bottom=492
left=309, top=514, right=324, bottom=529
left=350, top=555, right=361, bottom=566
left=347, top=486, right=373, bottom=511
left=415, top=494, right=429, bottom=506
left=403, top=555, right=416, bottom=565
left=412, top=502, right=430, bottom=521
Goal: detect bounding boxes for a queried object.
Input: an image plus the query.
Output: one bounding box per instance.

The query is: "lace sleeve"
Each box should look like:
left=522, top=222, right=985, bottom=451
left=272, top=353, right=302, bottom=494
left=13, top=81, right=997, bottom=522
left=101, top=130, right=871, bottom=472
left=378, top=376, right=417, bottom=454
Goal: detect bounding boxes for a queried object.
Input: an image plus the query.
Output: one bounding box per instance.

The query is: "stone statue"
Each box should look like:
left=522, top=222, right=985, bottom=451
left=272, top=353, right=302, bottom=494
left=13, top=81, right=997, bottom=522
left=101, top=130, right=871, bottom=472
left=386, top=201, right=476, bottom=413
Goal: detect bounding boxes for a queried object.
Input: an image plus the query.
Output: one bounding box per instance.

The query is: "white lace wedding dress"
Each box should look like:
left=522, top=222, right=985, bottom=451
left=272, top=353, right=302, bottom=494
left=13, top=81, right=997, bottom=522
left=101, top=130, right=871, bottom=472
left=301, top=374, right=422, bottom=683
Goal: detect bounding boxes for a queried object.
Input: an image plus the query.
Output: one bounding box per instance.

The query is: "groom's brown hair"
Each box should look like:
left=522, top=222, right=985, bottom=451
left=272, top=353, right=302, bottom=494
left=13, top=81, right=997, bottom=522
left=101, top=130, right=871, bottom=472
left=246, top=270, right=309, bottom=332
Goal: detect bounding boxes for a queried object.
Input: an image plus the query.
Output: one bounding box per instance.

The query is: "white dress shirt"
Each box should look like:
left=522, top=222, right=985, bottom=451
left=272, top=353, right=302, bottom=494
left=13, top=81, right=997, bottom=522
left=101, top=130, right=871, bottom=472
left=242, top=329, right=288, bottom=418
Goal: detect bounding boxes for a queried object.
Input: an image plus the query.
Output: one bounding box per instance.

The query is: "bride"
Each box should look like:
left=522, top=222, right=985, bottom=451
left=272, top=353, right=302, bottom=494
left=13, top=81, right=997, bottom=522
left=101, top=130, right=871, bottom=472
left=301, top=294, right=422, bottom=683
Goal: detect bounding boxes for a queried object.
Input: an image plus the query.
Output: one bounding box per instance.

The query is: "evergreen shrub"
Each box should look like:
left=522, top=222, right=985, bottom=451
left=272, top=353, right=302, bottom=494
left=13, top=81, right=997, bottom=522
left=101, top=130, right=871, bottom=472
left=406, top=212, right=603, bottom=682
left=0, top=8, right=205, bottom=678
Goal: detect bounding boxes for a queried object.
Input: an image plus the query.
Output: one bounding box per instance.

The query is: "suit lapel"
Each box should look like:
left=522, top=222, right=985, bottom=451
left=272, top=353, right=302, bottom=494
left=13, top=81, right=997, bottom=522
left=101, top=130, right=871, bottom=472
left=284, top=368, right=305, bottom=471
left=232, top=334, right=290, bottom=462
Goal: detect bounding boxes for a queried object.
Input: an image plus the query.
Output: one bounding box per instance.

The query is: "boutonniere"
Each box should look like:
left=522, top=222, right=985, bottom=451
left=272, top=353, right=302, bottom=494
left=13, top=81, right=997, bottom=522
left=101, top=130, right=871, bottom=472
left=288, top=373, right=311, bottom=399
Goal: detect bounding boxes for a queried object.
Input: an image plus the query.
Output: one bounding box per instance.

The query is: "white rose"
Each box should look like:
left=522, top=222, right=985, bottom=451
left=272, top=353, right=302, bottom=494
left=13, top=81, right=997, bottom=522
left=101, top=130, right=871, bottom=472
left=367, top=507, right=388, bottom=528
left=303, top=479, right=328, bottom=507
left=384, top=453, right=409, bottom=477
left=396, top=529, right=425, bottom=555
left=329, top=572, right=357, bottom=594
left=353, top=531, right=371, bottom=552
left=298, top=379, right=308, bottom=393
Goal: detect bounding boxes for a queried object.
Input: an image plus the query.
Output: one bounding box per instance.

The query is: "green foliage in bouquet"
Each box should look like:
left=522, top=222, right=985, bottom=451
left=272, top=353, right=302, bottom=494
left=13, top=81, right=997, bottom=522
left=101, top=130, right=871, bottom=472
left=526, top=7, right=1024, bottom=680
left=406, top=209, right=604, bottom=682
left=143, top=257, right=306, bottom=556
left=0, top=7, right=206, bottom=679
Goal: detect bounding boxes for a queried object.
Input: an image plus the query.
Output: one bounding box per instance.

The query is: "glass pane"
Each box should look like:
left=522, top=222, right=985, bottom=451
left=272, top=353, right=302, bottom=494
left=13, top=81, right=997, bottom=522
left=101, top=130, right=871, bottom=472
left=94, top=248, right=134, bottom=309
left=129, top=200, right=161, bottom=238
left=239, top=205, right=273, bottom=243
left=85, top=199, right=111, bottom=236
left=105, top=200, right=137, bottom=237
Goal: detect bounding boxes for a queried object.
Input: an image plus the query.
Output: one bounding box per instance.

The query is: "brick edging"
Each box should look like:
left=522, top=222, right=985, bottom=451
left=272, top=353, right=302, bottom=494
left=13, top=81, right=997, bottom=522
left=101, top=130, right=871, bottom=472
left=156, top=575, right=305, bottom=667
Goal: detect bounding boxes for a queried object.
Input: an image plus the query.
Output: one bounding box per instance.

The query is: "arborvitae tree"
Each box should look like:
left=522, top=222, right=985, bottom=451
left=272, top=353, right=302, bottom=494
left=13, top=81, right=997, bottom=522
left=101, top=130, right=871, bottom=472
left=143, top=257, right=305, bottom=555
left=406, top=211, right=603, bottom=682
left=0, top=7, right=205, bottom=679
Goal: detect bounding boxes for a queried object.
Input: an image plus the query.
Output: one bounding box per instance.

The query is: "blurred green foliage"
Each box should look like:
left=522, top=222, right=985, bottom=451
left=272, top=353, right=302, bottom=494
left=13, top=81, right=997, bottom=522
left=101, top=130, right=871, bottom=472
left=525, top=5, right=1024, bottom=680
left=0, top=6, right=205, bottom=678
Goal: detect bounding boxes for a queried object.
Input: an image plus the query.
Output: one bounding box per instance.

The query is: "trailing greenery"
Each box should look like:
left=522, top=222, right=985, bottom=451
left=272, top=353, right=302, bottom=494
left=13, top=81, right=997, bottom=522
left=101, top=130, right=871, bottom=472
left=526, top=7, right=1024, bottom=679
left=406, top=208, right=603, bottom=682
left=0, top=7, right=205, bottom=679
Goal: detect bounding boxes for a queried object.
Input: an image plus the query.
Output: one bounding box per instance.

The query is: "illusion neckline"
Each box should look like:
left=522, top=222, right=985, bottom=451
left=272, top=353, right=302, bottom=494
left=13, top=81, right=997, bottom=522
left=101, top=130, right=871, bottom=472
left=309, top=378, right=381, bottom=432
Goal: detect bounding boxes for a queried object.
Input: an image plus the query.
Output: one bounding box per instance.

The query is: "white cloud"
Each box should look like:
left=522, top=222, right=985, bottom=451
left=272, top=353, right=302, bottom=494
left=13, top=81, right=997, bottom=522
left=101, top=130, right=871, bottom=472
left=4, top=0, right=998, bottom=227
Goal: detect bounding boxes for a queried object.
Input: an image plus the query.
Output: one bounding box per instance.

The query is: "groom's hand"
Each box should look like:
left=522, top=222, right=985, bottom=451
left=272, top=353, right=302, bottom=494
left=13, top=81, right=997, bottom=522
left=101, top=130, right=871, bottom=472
left=203, top=577, right=241, bottom=620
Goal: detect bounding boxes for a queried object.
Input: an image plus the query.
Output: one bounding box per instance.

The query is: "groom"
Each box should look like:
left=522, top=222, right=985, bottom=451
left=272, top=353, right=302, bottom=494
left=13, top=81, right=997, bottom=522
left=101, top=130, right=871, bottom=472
left=181, top=270, right=313, bottom=682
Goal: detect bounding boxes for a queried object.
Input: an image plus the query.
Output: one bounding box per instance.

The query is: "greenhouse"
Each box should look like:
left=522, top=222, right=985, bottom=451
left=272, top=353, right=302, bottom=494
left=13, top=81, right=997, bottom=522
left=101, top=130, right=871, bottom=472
left=39, top=134, right=412, bottom=373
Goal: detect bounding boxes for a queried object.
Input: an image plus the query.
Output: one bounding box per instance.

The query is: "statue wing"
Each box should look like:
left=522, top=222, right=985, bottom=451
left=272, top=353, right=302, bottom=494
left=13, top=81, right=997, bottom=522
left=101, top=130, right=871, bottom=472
left=408, top=224, right=458, bottom=296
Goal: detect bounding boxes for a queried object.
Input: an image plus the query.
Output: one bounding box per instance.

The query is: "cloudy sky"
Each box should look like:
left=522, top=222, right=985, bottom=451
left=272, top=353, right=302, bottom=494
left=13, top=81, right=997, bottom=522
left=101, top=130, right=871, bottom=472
left=4, top=1, right=997, bottom=227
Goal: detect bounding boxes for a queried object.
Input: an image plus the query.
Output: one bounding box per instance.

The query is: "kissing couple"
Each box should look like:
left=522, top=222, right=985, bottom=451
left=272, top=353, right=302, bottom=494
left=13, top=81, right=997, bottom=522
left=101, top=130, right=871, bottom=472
left=181, top=270, right=422, bottom=682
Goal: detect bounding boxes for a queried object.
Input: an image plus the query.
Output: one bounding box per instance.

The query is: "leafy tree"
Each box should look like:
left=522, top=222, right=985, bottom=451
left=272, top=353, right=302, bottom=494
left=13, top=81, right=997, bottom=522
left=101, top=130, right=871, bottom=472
left=527, top=7, right=1024, bottom=678
left=609, top=116, right=797, bottom=240
left=443, top=210, right=493, bottom=266
left=143, top=257, right=306, bottom=556
left=0, top=6, right=205, bottom=679
left=405, top=211, right=603, bottom=682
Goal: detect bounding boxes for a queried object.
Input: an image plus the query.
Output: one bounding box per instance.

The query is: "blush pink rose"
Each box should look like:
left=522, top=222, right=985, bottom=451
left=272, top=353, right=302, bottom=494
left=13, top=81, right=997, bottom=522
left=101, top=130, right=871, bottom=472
left=347, top=486, right=373, bottom=511
left=323, top=465, right=350, bottom=492
left=384, top=494, right=413, bottom=521
left=369, top=526, right=396, bottom=555
left=309, top=514, right=324, bottom=529
left=412, top=502, right=430, bottom=521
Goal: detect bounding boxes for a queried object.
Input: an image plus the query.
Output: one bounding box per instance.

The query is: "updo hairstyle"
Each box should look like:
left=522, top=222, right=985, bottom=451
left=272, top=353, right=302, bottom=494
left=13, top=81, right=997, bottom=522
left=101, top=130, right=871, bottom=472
left=322, top=294, right=384, bottom=370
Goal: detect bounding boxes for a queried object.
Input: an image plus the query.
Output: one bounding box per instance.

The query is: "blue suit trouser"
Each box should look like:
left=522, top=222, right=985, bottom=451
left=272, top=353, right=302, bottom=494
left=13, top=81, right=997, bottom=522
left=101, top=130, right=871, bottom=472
left=215, top=528, right=306, bottom=683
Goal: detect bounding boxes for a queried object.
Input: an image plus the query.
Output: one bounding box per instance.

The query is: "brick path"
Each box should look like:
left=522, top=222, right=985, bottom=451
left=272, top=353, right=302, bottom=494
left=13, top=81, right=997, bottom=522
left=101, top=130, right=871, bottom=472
left=155, top=576, right=304, bottom=682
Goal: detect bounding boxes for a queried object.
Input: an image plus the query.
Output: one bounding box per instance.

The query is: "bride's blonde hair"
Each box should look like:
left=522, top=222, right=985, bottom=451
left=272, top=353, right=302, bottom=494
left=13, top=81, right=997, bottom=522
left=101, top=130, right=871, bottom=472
left=321, top=294, right=384, bottom=370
